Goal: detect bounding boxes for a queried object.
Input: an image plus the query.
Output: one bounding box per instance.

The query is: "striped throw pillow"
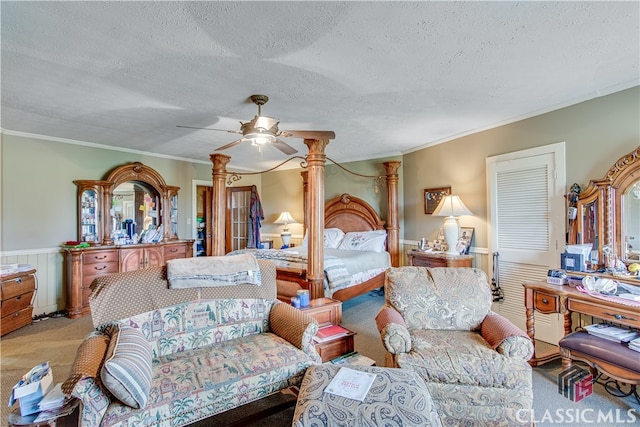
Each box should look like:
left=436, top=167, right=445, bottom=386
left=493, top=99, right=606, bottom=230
left=100, top=324, right=152, bottom=408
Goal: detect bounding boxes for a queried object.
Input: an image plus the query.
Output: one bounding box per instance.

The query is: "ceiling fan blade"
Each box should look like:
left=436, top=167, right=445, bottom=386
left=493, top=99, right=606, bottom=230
left=283, top=130, right=336, bottom=140
left=176, top=125, right=242, bottom=135
left=272, top=139, right=298, bottom=155
left=215, top=138, right=245, bottom=151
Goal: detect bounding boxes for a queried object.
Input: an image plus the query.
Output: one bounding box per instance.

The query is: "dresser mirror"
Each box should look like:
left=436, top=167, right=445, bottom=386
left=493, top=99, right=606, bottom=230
left=570, top=147, right=639, bottom=270
left=74, top=162, right=180, bottom=245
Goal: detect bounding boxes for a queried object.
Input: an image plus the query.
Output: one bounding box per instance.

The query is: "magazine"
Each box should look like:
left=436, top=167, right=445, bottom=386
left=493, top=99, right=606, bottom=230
left=325, top=367, right=377, bottom=401
left=314, top=324, right=351, bottom=343
left=584, top=323, right=640, bottom=343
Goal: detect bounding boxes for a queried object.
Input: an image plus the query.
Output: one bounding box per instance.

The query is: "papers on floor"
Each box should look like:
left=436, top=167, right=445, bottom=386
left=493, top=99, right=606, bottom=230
left=325, top=367, right=377, bottom=401
left=584, top=323, right=640, bottom=343
left=313, top=324, right=351, bottom=343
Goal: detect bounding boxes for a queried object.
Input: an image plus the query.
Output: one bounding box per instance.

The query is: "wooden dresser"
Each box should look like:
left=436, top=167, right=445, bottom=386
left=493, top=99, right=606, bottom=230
left=63, top=241, right=193, bottom=318
left=407, top=250, right=473, bottom=268
left=1, top=269, right=36, bottom=336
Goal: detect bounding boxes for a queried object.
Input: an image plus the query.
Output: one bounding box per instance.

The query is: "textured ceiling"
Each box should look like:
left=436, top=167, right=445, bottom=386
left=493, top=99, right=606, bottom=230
left=2, top=1, right=639, bottom=170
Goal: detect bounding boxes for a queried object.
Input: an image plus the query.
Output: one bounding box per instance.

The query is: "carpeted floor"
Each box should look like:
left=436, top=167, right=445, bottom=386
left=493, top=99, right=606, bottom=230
left=2, top=291, right=639, bottom=426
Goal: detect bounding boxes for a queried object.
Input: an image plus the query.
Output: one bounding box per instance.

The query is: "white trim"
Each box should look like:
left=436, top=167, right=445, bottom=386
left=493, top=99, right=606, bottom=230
left=1, top=247, right=60, bottom=257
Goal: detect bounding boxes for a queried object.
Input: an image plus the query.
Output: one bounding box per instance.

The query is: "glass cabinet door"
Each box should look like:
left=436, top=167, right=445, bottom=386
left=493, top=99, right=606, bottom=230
left=75, top=181, right=103, bottom=244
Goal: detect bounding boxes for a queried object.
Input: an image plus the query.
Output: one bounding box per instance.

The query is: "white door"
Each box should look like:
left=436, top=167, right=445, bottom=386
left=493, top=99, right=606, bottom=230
left=486, top=142, right=566, bottom=344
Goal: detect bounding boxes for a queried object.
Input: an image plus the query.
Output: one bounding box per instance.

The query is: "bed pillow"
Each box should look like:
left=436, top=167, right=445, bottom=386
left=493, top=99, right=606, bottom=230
left=338, top=230, right=387, bottom=252
left=301, top=228, right=345, bottom=249
left=100, top=324, right=152, bottom=409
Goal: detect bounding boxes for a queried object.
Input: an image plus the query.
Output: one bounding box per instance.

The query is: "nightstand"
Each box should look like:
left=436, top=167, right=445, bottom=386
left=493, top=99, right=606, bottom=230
left=298, top=298, right=355, bottom=362
left=407, top=250, right=473, bottom=268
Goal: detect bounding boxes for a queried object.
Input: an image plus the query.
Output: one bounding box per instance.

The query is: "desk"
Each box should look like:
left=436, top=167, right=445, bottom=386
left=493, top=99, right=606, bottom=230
left=523, top=281, right=640, bottom=367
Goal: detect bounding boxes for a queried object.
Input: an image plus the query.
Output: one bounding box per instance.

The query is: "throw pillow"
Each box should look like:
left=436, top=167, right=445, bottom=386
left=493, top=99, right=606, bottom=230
left=100, top=324, right=153, bottom=408
left=337, top=230, right=387, bottom=252
left=301, top=228, right=346, bottom=249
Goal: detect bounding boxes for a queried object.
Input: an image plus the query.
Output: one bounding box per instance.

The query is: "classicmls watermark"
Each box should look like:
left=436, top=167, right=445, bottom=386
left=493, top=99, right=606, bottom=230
left=558, top=365, right=593, bottom=402
left=516, top=408, right=639, bottom=424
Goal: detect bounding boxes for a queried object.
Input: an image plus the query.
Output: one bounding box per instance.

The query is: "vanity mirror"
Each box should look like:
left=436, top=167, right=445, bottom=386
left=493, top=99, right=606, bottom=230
left=570, top=147, right=640, bottom=269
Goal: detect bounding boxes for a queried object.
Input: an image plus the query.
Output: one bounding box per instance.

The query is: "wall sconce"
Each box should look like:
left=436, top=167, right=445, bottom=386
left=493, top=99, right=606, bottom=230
left=274, top=211, right=297, bottom=247
left=431, top=195, right=473, bottom=255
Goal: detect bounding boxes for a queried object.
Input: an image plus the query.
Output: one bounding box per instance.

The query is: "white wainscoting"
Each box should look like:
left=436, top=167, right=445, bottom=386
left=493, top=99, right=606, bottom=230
left=1, top=248, right=64, bottom=316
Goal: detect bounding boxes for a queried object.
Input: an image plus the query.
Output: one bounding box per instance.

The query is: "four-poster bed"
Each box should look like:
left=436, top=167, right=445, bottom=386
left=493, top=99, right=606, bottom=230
left=210, top=138, right=401, bottom=302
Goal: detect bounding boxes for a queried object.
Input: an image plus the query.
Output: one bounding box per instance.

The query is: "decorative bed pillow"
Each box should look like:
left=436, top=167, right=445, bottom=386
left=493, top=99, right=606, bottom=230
left=338, top=230, right=387, bottom=252
left=301, top=228, right=345, bottom=248
left=100, top=324, right=152, bottom=409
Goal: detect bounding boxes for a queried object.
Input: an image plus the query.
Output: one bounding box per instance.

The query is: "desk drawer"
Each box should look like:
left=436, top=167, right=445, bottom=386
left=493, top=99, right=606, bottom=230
left=164, top=244, right=187, bottom=261
left=568, top=299, right=640, bottom=329
left=534, top=291, right=558, bottom=313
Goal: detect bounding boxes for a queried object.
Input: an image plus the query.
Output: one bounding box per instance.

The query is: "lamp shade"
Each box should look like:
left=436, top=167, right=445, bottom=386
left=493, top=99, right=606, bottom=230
left=274, top=211, right=297, bottom=225
left=431, top=195, right=473, bottom=217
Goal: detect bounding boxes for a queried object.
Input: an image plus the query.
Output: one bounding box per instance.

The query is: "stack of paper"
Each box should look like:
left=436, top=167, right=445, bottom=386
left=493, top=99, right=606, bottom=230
left=38, top=383, right=65, bottom=411
left=584, top=323, right=640, bottom=343
left=314, top=324, right=351, bottom=343
left=629, top=337, right=640, bottom=352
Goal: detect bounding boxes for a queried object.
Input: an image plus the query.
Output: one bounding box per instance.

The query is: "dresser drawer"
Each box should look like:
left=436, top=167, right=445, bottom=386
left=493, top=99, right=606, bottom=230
left=164, top=244, right=187, bottom=261
left=1, top=306, right=33, bottom=336
left=83, top=250, right=118, bottom=264
left=1, top=274, right=36, bottom=300
left=534, top=291, right=558, bottom=313
left=83, top=262, right=118, bottom=280
left=1, top=291, right=34, bottom=315
left=569, top=299, right=640, bottom=329
left=411, top=257, right=447, bottom=268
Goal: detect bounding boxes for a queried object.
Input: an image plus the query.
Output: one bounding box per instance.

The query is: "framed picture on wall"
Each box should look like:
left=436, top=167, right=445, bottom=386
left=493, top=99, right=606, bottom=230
left=424, top=187, right=451, bottom=214
left=458, top=227, right=474, bottom=255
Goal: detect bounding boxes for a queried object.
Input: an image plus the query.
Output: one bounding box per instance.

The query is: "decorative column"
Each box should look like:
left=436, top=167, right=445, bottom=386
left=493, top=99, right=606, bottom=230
left=383, top=161, right=402, bottom=267
left=301, top=170, right=308, bottom=236
left=304, top=139, right=330, bottom=300
left=210, top=154, right=231, bottom=256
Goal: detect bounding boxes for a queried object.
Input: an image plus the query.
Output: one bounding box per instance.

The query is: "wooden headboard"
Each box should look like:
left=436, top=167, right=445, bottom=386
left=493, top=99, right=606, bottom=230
left=324, top=193, right=385, bottom=233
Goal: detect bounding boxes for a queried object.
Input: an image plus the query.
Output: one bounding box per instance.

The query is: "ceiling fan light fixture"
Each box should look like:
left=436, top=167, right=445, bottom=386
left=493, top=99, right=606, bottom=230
left=246, top=132, right=276, bottom=148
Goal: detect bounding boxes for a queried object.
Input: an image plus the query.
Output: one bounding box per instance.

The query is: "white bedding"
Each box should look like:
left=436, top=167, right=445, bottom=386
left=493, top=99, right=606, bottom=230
left=231, top=247, right=390, bottom=297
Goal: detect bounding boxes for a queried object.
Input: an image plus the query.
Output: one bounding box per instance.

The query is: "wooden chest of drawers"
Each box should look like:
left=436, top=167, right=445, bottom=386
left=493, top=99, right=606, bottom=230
left=407, top=250, right=473, bottom=268
left=1, top=269, right=36, bottom=336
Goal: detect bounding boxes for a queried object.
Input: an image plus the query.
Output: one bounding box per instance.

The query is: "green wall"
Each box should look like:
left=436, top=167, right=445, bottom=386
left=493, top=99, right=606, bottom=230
left=1, top=86, right=638, bottom=254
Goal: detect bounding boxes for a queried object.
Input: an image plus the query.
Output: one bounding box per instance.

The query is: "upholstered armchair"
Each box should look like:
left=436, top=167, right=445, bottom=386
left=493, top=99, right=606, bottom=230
left=376, top=267, right=534, bottom=426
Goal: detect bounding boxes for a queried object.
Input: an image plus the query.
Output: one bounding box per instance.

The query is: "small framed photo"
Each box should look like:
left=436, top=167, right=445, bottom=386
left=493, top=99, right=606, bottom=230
left=458, top=227, right=474, bottom=255
left=424, top=187, right=451, bottom=214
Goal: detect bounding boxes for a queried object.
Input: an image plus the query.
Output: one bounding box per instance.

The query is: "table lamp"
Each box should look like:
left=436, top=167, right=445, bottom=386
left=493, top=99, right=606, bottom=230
left=431, top=195, right=473, bottom=255
left=274, top=211, right=297, bottom=247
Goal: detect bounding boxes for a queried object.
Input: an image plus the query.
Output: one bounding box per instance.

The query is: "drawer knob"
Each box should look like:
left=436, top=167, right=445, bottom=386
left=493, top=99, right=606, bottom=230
left=94, top=265, right=107, bottom=271
left=16, top=278, right=22, bottom=284
left=604, top=312, right=637, bottom=322
left=542, top=298, right=548, bottom=304
left=94, top=255, right=107, bottom=260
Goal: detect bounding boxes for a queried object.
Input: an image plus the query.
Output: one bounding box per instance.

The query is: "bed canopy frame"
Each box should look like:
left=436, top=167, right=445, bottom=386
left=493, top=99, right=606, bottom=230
left=210, top=138, right=400, bottom=300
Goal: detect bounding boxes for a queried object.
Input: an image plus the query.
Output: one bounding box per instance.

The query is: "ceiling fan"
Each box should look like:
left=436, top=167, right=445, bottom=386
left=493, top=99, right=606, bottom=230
left=177, top=94, right=335, bottom=155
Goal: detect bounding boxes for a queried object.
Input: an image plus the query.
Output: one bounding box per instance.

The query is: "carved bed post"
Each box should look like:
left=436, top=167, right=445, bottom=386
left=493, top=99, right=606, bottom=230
left=383, top=161, right=401, bottom=267
left=210, top=154, right=231, bottom=256
left=304, top=139, right=330, bottom=300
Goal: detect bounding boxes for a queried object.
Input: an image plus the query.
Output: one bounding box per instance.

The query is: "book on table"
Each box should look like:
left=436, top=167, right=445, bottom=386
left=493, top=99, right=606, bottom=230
left=314, top=324, right=351, bottom=343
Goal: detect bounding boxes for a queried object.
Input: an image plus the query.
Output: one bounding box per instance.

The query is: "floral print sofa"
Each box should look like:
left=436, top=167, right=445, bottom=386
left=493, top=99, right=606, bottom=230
left=376, top=267, right=534, bottom=426
left=62, top=257, right=320, bottom=426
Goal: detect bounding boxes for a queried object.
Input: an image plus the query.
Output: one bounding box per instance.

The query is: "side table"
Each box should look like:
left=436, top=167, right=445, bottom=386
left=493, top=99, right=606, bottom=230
left=407, top=250, right=473, bottom=268
left=297, top=298, right=355, bottom=362
left=8, top=399, right=79, bottom=427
